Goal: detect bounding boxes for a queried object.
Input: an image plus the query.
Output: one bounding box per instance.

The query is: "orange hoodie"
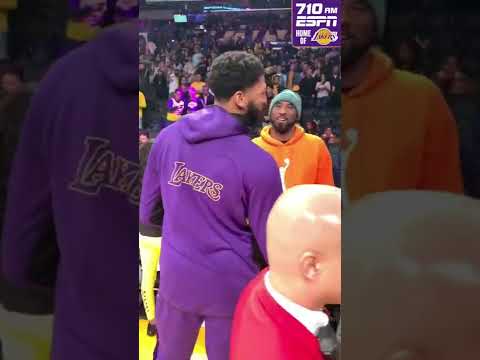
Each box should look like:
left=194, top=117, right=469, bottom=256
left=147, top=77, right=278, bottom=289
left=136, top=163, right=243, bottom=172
left=253, top=125, right=333, bottom=190
left=343, top=48, right=463, bottom=206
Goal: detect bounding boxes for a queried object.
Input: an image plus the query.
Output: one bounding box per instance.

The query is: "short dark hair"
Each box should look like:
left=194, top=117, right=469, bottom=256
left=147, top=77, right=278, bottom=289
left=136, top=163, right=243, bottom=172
left=207, top=51, right=264, bottom=101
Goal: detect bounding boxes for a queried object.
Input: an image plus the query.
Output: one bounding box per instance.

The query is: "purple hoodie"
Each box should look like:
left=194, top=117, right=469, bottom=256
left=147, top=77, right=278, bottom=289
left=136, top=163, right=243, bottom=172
left=1, top=24, right=138, bottom=359
left=140, top=106, right=282, bottom=316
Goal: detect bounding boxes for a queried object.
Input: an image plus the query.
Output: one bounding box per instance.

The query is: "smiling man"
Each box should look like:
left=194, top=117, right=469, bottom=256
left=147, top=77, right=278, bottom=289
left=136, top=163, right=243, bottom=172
left=253, top=90, right=333, bottom=191
left=342, top=0, right=463, bottom=206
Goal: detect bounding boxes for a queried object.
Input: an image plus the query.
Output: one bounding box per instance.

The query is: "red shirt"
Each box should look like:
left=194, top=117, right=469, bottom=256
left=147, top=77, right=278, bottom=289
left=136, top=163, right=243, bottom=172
left=230, top=270, right=325, bottom=360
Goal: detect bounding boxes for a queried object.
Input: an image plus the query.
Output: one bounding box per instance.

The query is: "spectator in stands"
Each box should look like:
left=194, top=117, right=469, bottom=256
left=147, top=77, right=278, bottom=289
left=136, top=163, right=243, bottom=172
left=287, top=60, right=302, bottom=90
left=267, top=74, right=285, bottom=105
left=168, top=70, right=179, bottom=96
left=263, top=27, right=277, bottom=43
left=166, top=89, right=185, bottom=124
left=304, top=120, right=319, bottom=136
left=277, top=65, right=288, bottom=89
left=151, top=62, right=169, bottom=101
left=139, top=34, right=147, bottom=58
left=139, top=131, right=149, bottom=147
left=327, top=136, right=342, bottom=187
left=185, top=92, right=204, bottom=114
left=253, top=90, right=333, bottom=190
left=329, top=65, right=341, bottom=108
left=182, top=58, right=194, bottom=79
left=434, top=54, right=461, bottom=94
left=179, top=79, right=193, bottom=104
left=190, top=73, right=206, bottom=95
left=315, top=72, right=331, bottom=109
left=200, top=84, right=215, bottom=106
left=392, top=38, right=422, bottom=74
left=321, top=127, right=334, bottom=143
left=298, top=64, right=316, bottom=109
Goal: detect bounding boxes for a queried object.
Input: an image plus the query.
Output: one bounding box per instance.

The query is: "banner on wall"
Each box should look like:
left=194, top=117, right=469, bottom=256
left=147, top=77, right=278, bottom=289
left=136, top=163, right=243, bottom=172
left=291, top=0, right=340, bottom=48
left=67, top=0, right=138, bottom=42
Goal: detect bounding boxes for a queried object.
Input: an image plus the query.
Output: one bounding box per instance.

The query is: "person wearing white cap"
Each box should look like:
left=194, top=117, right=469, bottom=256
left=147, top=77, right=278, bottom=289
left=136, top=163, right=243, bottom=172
left=341, top=0, right=463, bottom=207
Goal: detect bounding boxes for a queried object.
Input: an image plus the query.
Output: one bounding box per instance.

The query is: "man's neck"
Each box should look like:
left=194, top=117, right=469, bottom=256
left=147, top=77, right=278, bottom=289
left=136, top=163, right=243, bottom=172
left=342, top=50, right=372, bottom=91
left=214, top=100, right=240, bottom=115
left=270, top=126, right=295, bottom=143
left=269, top=271, right=325, bottom=311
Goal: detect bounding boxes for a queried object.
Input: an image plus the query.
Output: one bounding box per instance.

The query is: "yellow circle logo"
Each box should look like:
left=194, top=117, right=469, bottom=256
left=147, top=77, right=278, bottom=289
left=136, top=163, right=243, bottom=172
left=313, top=28, right=335, bottom=46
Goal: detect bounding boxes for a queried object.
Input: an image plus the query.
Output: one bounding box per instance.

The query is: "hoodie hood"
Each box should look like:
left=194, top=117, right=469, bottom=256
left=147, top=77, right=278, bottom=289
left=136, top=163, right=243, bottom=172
left=345, top=47, right=393, bottom=98
left=260, top=124, right=305, bottom=146
left=180, top=105, right=249, bottom=144
left=91, top=22, right=138, bottom=93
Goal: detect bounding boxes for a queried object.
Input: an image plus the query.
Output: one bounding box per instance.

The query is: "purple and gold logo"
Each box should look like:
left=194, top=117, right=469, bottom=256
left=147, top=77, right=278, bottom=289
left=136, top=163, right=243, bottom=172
left=292, top=0, right=340, bottom=47
left=69, top=137, right=140, bottom=205
left=168, top=162, right=223, bottom=202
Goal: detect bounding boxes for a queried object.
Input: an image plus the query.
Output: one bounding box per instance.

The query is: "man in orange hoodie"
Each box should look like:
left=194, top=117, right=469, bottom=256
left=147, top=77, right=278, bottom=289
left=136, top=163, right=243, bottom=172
left=342, top=0, right=463, bottom=206
left=253, top=90, right=333, bottom=191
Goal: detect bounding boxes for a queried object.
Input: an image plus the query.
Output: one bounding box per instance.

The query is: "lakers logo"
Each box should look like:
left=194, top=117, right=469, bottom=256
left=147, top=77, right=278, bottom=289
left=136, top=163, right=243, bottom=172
left=168, top=161, right=224, bottom=202
left=69, top=137, right=141, bottom=205
left=312, top=28, right=338, bottom=46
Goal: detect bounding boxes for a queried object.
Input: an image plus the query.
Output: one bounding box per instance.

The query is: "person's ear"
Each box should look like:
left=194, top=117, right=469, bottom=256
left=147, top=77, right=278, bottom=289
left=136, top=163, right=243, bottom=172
left=300, top=252, right=322, bottom=280
left=232, top=90, right=247, bottom=111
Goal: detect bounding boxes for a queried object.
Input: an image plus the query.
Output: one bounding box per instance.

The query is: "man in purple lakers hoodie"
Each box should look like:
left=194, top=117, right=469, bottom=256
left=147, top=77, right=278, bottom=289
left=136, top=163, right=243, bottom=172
left=1, top=23, right=138, bottom=359
left=140, top=51, right=283, bottom=360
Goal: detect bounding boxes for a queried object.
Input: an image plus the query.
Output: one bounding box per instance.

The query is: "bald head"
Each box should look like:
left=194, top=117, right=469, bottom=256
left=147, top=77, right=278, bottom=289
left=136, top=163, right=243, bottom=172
left=266, top=185, right=341, bottom=309
left=343, top=191, right=480, bottom=360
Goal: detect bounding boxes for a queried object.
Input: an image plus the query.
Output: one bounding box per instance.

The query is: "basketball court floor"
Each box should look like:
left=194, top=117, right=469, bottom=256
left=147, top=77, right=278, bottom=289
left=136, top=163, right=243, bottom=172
left=139, top=319, right=207, bottom=360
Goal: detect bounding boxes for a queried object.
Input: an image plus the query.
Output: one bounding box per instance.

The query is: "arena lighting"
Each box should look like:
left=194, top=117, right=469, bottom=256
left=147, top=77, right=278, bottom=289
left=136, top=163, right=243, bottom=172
left=146, top=0, right=203, bottom=2
left=204, top=6, right=290, bottom=12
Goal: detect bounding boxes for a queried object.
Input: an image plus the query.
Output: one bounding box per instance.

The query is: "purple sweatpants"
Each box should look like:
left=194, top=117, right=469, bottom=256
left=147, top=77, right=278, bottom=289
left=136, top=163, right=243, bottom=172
left=155, top=295, right=232, bottom=360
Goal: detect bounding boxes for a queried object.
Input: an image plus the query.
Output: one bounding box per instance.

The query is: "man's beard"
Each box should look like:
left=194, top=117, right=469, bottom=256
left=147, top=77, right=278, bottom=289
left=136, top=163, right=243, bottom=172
left=244, top=101, right=266, bottom=128
left=271, top=118, right=296, bottom=135
left=341, top=41, right=371, bottom=71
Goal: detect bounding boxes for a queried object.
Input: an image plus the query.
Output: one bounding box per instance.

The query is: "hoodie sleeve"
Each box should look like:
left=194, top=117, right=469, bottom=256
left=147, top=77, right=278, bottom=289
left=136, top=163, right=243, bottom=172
left=139, top=142, right=164, bottom=237
left=316, top=138, right=334, bottom=186
left=245, top=153, right=283, bottom=262
left=418, top=84, right=463, bottom=193
left=1, top=77, right=56, bottom=289
left=139, top=234, right=161, bottom=321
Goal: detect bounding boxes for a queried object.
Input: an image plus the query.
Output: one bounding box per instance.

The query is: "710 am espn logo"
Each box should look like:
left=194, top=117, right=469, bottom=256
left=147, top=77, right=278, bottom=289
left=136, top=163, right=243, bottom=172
left=294, top=1, right=338, bottom=45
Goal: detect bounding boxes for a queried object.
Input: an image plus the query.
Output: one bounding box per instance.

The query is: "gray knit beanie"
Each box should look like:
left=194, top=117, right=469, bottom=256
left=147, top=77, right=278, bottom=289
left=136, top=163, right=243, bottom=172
left=268, top=90, right=302, bottom=120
